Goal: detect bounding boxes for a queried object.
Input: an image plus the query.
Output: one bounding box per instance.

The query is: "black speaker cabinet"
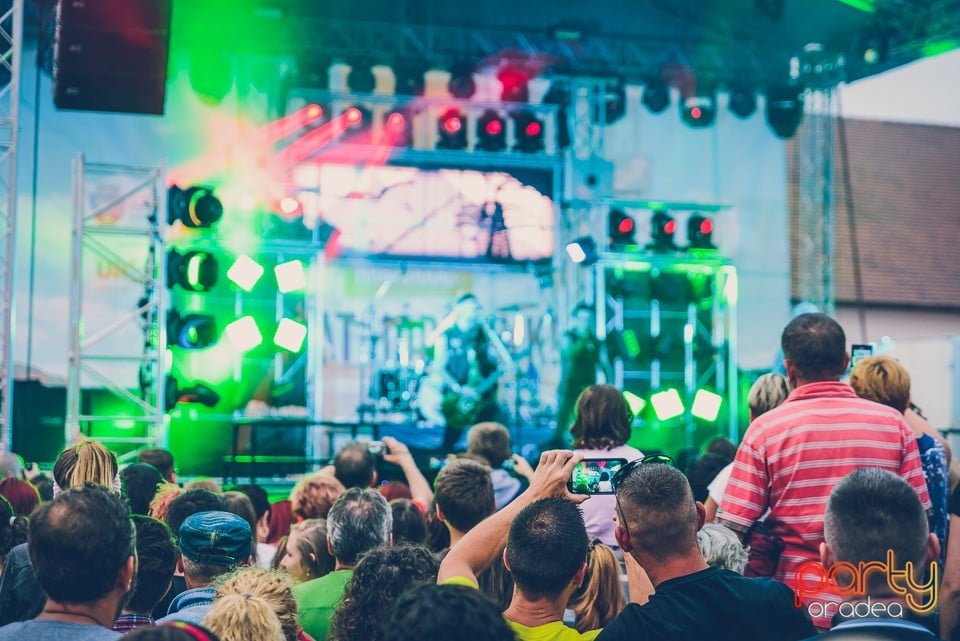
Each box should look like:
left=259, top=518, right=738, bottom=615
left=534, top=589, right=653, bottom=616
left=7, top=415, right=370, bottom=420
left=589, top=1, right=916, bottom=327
left=53, top=0, right=172, bottom=115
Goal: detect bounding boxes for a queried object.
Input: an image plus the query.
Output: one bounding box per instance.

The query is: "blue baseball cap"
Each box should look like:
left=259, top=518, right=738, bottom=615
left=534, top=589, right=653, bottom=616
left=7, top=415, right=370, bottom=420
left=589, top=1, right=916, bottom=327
left=178, top=511, right=252, bottom=566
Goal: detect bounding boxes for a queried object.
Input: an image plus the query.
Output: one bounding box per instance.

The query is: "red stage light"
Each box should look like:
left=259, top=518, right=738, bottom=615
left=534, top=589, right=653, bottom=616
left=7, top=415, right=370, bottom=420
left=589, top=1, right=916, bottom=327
left=664, top=220, right=677, bottom=234
left=525, top=121, right=542, bottom=137
left=345, top=107, right=363, bottom=124
left=306, top=104, right=323, bottom=119
left=700, top=219, right=714, bottom=234
left=485, top=119, right=503, bottom=136
left=617, top=218, right=635, bottom=234
left=443, top=114, right=463, bottom=134
left=386, top=112, right=406, bottom=131
left=690, top=106, right=702, bottom=119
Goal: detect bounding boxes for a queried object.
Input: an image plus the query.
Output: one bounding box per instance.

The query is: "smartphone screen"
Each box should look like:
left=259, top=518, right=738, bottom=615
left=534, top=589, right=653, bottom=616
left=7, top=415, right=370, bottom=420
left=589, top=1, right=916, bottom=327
left=567, top=458, right=628, bottom=495
left=851, top=344, right=874, bottom=370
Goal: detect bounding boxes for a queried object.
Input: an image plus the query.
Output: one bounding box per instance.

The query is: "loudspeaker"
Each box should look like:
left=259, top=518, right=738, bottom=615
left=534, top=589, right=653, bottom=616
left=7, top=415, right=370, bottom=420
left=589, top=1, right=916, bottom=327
left=12, top=380, right=67, bottom=464
left=53, top=0, right=172, bottom=115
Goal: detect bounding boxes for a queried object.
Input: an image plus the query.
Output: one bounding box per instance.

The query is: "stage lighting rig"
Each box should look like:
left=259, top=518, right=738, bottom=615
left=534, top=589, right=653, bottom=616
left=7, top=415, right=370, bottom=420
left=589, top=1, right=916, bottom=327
left=343, top=105, right=372, bottom=132
left=765, top=85, right=803, bottom=139
left=680, top=93, right=716, bottom=128
left=166, top=248, right=218, bottom=292
left=167, top=185, right=223, bottom=229
left=565, top=237, right=599, bottom=266
left=649, top=210, right=678, bottom=253
left=728, top=87, right=757, bottom=119
left=687, top=213, right=715, bottom=250
left=604, top=80, right=627, bottom=124
left=384, top=107, right=413, bottom=147
left=512, top=110, right=545, bottom=153
left=608, top=209, right=636, bottom=248
left=641, top=78, right=670, bottom=114
left=437, top=108, right=468, bottom=150
left=448, top=61, right=476, bottom=99
left=477, top=109, right=507, bottom=152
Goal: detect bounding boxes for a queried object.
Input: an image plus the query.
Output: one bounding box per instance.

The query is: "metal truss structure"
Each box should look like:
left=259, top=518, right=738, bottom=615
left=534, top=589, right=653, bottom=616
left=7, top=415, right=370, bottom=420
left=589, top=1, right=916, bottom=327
left=66, top=157, right=167, bottom=456
left=0, top=0, right=22, bottom=454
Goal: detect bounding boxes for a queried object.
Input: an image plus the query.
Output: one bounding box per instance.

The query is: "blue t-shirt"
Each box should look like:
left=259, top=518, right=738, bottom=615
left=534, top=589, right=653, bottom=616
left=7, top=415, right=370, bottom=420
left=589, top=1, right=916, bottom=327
left=0, top=620, right=120, bottom=641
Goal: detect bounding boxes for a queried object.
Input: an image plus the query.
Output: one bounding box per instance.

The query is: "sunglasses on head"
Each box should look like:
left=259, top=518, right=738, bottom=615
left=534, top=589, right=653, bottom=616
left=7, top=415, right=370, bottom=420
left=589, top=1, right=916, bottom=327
left=610, top=454, right=673, bottom=491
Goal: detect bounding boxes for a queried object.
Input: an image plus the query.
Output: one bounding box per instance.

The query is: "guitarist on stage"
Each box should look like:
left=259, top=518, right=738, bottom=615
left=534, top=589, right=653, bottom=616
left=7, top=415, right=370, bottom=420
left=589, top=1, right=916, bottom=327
left=432, top=293, right=507, bottom=451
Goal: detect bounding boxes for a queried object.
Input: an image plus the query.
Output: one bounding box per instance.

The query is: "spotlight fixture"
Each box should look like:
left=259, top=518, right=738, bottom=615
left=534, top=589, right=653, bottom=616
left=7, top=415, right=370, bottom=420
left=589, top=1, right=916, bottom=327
left=512, top=109, right=545, bottom=153
left=274, top=318, right=308, bottom=352
left=691, top=389, right=723, bottom=422
left=542, top=82, right=571, bottom=149
left=226, top=255, right=265, bottom=291
left=437, top=108, right=468, bottom=150
left=565, top=237, right=599, bottom=266
left=687, top=213, right=715, bottom=250
left=680, top=93, right=716, bottom=128
left=384, top=107, right=413, bottom=146
left=166, top=248, right=218, bottom=292
left=274, top=260, right=307, bottom=293
left=650, top=389, right=684, bottom=421
left=346, top=60, right=377, bottom=93
left=648, top=210, right=678, bottom=253
left=608, top=209, right=636, bottom=249
left=641, top=78, right=670, bottom=114
left=765, top=85, right=803, bottom=139
left=497, top=65, right=529, bottom=103
left=343, top=105, right=372, bottom=132
left=447, top=61, right=476, bottom=99
left=476, top=109, right=507, bottom=152
left=167, top=310, right=218, bottom=350
left=167, top=185, right=223, bottom=228
left=728, top=87, right=757, bottom=119
left=224, top=316, right=263, bottom=353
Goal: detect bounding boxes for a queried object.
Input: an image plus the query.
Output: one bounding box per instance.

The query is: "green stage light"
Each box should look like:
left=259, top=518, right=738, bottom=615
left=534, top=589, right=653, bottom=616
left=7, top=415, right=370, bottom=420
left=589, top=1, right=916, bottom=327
left=692, top=389, right=723, bottom=422
left=224, top=316, right=263, bottom=353
left=650, top=389, right=684, bottom=421
left=167, top=248, right=218, bottom=292
left=623, top=391, right=646, bottom=416
left=274, top=260, right=307, bottom=293
left=227, top=255, right=264, bottom=291
left=274, top=318, right=307, bottom=352
left=621, top=329, right=642, bottom=359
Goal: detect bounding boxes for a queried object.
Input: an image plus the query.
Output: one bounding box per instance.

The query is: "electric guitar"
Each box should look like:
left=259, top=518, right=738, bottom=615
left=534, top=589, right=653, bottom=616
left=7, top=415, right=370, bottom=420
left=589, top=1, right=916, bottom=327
left=438, top=369, right=502, bottom=433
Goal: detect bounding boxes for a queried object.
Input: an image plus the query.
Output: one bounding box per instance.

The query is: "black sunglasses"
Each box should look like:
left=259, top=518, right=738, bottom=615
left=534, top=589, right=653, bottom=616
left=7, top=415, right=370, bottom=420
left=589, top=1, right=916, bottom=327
left=610, top=454, right=674, bottom=491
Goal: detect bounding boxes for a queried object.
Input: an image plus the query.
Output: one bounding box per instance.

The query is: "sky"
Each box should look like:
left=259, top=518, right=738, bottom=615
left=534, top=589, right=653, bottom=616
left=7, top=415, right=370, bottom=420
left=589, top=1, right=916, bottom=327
left=839, top=49, right=960, bottom=127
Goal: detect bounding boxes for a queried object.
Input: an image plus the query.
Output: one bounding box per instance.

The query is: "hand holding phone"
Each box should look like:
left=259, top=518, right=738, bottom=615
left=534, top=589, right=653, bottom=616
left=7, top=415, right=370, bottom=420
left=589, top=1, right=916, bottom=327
left=567, top=458, right=628, bottom=495
left=850, top=343, right=874, bottom=371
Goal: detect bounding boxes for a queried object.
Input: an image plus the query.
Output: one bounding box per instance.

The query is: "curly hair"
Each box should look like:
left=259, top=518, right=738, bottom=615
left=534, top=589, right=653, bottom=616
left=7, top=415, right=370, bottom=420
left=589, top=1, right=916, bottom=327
left=382, top=583, right=515, bottom=641
left=216, top=568, right=299, bottom=641
left=330, top=545, right=439, bottom=641
left=148, top=483, right=183, bottom=523
left=567, top=542, right=625, bottom=633
left=571, top=385, right=632, bottom=449
left=697, top=523, right=748, bottom=574
left=290, top=472, right=345, bottom=520
left=203, top=592, right=285, bottom=641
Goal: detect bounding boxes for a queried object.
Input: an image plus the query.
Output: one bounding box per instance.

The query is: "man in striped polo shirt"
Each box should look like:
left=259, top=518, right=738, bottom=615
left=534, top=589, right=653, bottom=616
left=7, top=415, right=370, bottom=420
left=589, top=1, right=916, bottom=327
left=719, top=313, right=930, bottom=628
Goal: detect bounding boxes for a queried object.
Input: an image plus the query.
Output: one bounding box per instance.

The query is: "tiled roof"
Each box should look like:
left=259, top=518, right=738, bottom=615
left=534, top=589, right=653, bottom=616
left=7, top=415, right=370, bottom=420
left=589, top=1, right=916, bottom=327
left=789, top=118, right=960, bottom=309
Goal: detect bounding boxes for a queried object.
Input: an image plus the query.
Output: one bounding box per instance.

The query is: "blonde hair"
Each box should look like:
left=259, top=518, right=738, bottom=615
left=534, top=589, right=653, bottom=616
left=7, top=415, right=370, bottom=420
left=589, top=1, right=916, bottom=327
left=849, top=355, right=911, bottom=413
left=148, top=483, right=183, bottom=522
left=203, top=592, right=285, bottom=641
left=216, top=567, right=299, bottom=641
left=567, top=542, right=625, bottom=633
left=290, top=472, right=344, bottom=520
left=53, top=439, right=118, bottom=490
left=184, top=478, right=223, bottom=494
left=747, top=373, right=792, bottom=419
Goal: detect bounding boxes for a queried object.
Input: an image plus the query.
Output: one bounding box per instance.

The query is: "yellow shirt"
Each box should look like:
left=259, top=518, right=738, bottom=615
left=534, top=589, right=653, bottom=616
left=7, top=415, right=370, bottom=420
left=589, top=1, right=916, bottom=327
left=441, top=576, right=602, bottom=641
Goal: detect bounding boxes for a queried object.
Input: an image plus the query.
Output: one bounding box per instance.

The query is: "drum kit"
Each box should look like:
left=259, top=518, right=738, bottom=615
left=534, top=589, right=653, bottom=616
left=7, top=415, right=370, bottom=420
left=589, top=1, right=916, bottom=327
left=363, top=303, right=549, bottom=425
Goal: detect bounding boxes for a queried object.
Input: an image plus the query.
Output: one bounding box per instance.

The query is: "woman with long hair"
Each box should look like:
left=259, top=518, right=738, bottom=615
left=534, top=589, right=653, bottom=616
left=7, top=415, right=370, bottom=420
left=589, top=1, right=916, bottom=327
left=567, top=541, right=625, bottom=633
left=278, top=519, right=335, bottom=583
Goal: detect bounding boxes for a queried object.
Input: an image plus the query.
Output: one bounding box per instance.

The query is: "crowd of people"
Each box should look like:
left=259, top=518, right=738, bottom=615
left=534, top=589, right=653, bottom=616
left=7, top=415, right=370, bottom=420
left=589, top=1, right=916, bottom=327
left=0, top=312, right=958, bottom=640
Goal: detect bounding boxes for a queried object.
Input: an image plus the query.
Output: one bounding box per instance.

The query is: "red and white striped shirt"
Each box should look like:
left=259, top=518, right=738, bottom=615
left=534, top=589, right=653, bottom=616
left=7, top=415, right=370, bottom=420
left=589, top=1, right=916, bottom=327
left=719, top=381, right=930, bottom=625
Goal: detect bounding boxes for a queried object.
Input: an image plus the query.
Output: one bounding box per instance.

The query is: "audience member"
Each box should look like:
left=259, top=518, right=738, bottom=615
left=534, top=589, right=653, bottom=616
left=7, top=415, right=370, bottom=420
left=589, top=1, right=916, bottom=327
left=289, top=472, right=344, bottom=521
left=439, top=450, right=599, bottom=641
left=703, top=372, right=791, bottom=522
left=231, top=484, right=276, bottom=568
left=719, top=314, right=930, bottom=626
left=0, top=495, right=27, bottom=572
left=332, top=442, right=377, bottom=489
left=223, top=491, right=260, bottom=567
left=0, top=483, right=135, bottom=640
left=0, top=438, right=121, bottom=625
left=570, top=385, right=643, bottom=546
left=329, top=545, right=439, bottom=641
left=597, top=461, right=815, bottom=641
left=280, top=519, right=335, bottom=583
left=0, top=477, right=40, bottom=516
left=378, top=481, right=412, bottom=502
left=684, top=453, right=730, bottom=504
left=266, top=500, right=295, bottom=545
left=381, top=583, right=516, bottom=641
left=122, top=463, right=165, bottom=516
left=696, top=523, right=748, bottom=574
left=817, top=468, right=938, bottom=640
left=184, top=478, right=222, bottom=494
left=293, top=488, right=392, bottom=640
left=567, top=542, right=625, bottom=633
left=165, top=489, right=228, bottom=544
left=114, top=516, right=179, bottom=632
left=138, top=449, right=178, bottom=485
left=0, top=453, right=22, bottom=479
left=467, top=422, right=523, bottom=509
left=157, top=511, right=253, bottom=625
left=149, top=484, right=183, bottom=523
left=215, top=568, right=302, bottom=641
left=702, top=436, right=737, bottom=462
left=32, top=474, right=54, bottom=502
left=378, top=436, right=435, bottom=513
left=850, top=355, right=949, bottom=564
left=203, top=592, right=285, bottom=641
left=391, top=498, right=427, bottom=545
left=120, top=622, right=221, bottom=641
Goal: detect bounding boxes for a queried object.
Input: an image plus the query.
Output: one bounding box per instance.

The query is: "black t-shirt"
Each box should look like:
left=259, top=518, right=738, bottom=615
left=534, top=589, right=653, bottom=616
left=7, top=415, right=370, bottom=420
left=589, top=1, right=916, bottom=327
left=596, top=566, right=815, bottom=641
